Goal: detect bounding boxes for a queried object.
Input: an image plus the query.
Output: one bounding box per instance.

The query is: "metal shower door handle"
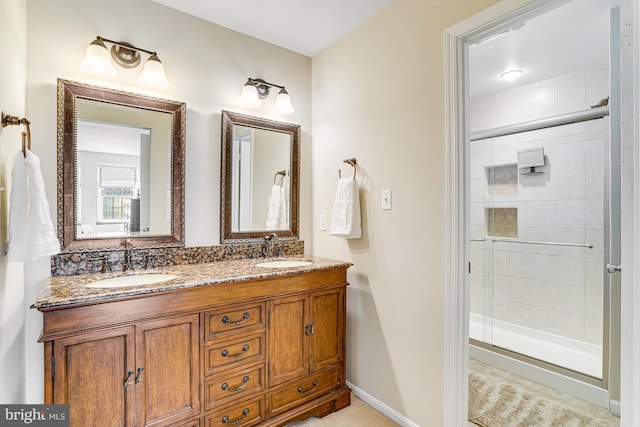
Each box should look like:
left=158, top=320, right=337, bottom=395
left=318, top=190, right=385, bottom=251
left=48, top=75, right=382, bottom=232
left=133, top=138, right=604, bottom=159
left=607, top=264, right=622, bottom=274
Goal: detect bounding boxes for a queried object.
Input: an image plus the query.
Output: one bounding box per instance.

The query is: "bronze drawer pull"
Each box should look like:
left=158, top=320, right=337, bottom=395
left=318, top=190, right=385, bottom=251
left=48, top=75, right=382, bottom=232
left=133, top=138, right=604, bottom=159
left=297, top=380, right=319, bottom=395
left=123, top=369, right=134, bottom=388
left=222, top=408, right=249, bottom=425
left=221, top=344, right=250, bottom=359
left=221, top=312, right=250, bottom=326
left=221, top=376, right=250, bottom=392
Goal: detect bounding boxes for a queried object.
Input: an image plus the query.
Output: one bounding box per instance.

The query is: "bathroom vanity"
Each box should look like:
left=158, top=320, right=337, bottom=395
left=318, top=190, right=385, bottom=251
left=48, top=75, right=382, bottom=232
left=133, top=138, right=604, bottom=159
left=34, top=257, right=351, bottom=427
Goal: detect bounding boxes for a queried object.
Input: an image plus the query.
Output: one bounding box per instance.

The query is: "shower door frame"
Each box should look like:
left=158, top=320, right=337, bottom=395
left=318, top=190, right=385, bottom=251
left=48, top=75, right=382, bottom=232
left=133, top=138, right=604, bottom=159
left=443, top=0, right=640, bottom=425
left=468, top=108, right=613, bottom=390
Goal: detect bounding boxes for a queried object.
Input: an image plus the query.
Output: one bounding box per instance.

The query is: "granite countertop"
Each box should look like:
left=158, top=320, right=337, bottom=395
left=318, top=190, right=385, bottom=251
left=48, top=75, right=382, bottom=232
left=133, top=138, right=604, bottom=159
left=32, top=256, right=352, bottom=310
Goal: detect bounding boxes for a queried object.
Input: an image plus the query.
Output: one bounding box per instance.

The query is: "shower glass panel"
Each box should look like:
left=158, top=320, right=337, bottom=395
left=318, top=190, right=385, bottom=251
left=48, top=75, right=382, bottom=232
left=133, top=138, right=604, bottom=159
left=469, top=118, right=606, bottom=379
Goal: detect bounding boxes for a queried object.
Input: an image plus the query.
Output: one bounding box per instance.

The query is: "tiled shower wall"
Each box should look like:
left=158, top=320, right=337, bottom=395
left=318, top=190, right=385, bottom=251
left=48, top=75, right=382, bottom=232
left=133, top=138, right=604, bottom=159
left=470, top=62, right=608, bottom=346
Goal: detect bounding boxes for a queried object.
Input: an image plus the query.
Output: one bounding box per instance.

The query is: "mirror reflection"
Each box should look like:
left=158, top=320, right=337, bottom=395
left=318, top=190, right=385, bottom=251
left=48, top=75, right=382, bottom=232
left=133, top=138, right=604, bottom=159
left=221, top=110, right=300, bottom=243
left=76, top=100, right=171, bottom=239
left=58, top=79, right=185, bottom=251
left=231, top=124, right=291, bottom=232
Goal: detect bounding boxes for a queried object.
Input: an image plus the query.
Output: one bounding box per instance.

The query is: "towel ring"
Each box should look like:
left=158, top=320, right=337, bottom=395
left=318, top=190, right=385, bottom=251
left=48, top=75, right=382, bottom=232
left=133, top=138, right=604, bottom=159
left=2, top=112, right=31, bottom=158
left=21, top=132, right=31, bottom=157
left=339, top=158, right=357, bottom=179
left=273, top=170, right=286, bottom=186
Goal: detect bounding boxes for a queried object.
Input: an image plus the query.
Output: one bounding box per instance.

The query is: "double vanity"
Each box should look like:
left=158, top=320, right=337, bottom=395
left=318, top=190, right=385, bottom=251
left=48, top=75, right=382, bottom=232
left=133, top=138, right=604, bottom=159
left=35, top=79, right=352, bottom=426
left=34, top=257, right=352, bottom=427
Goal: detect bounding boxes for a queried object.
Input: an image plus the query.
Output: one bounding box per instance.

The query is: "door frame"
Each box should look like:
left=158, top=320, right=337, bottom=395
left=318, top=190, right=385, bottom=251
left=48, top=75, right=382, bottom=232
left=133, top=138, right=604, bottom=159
left=443, top=0, right=640, bottom=425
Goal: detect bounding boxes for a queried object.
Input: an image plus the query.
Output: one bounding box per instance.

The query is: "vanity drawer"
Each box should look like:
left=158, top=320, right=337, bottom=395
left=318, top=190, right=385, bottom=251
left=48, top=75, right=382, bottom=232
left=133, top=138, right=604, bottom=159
left=204, top=333, right=265, bottom=375
left=205, top=396, right=265, bottom=427
left=205, top=364, right=265, bottom=411
left=269, top=367, right=343, bottom=417
left=204, top=303, right=265, bottom=341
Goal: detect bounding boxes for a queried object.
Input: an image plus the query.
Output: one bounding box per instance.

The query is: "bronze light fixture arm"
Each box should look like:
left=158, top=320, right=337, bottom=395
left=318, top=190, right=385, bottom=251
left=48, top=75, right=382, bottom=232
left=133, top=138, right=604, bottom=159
left=246, top=78, right=287, bottom=98
left=96, top=35, right=157, bottom=57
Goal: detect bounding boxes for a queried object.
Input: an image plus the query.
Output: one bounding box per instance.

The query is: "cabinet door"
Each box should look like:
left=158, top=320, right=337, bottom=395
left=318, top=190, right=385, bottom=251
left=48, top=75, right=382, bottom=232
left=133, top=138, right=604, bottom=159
left=53, top=327, right=135, bottom=427
left=135, top=314, right=201, bottom=427
left=268, top=294, right=309, bottom=386
left=309, top=288, right=345, bottom=372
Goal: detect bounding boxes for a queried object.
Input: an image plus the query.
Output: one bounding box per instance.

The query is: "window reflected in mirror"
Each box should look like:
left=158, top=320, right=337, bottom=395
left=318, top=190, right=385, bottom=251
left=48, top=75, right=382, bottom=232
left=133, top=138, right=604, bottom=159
left=75, top=100, right=171, bottom=239
left=57, top=79, right=185, bottom=251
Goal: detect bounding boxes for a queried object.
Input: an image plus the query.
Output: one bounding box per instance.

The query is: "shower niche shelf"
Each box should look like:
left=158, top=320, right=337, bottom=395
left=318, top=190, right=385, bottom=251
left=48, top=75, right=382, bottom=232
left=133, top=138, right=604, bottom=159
left=485, top=207, right=518, bottom=238
left=485, top=164, right=518, bottom=196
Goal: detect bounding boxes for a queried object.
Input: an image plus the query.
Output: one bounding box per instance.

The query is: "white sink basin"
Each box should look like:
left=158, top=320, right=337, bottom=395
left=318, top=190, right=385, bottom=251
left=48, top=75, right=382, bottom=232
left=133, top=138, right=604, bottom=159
left=255, top=260, right=313, bottom=268
left=86, top=273, right=178, bottom=288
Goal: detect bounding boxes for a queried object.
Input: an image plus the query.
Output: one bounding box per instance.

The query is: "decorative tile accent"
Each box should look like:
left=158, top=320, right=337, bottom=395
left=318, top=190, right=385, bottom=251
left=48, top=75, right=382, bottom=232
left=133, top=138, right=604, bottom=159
left=51, top=241, right=305, bottom=277
left=485, top=208, right=517, bottom=238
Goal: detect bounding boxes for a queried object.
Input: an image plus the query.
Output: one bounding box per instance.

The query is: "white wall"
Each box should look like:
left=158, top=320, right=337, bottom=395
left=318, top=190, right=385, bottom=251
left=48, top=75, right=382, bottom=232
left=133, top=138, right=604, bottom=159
left=310, top=0, right=501, bottom=424
left=21, top=0, right=311, bottom=403
left=0, top=0, right=27, bottom=404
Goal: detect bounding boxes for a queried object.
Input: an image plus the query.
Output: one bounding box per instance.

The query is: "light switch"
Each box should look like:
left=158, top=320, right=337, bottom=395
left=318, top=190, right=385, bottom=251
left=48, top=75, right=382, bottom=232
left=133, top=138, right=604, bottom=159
left=320, top=214, right=327, bottom=231
left=382, top=189, right=392, bottom=210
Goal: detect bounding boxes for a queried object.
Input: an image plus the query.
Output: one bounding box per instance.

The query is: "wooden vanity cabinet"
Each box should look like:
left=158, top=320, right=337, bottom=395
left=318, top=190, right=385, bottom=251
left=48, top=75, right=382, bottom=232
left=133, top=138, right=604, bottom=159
left=39, top=266, right=350, bottom=427
left=51, top=327, right=136, bottom=427
left=49, top=314, right=200, bottom=427
left=268, top=288, right=344, bottom=386
left=267, top=288, right=345, bottom=417
left=135, top=315, right=201, bottom=426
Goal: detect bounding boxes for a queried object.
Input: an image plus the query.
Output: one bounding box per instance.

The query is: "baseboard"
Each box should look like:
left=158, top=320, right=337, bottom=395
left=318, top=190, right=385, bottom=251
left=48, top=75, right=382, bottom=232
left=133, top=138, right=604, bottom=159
left=346, top=381, right=419, bottom=427
left=609, top=399, right=621, bottom=416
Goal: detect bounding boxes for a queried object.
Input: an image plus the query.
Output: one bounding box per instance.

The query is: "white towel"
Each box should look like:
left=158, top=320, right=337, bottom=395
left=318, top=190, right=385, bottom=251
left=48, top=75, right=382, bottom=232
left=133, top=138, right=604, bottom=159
left=8, top=151, right=29, bottom=260
left=8, top=150, right=60, bottom=262
left=266, top=184, right=288, bottom=230
left=277, top=186, right=288, bottom=230
left=329, top=177, right=361, bottom=239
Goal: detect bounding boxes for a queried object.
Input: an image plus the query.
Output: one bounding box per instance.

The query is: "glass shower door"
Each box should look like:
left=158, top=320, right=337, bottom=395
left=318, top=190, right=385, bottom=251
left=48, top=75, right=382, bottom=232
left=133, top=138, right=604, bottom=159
left=469, top=117, right=608, bottom=380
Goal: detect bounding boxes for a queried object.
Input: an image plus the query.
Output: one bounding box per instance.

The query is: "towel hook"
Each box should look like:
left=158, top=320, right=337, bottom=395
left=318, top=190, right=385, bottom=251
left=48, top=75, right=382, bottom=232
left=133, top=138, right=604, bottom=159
left=2, top=112, right=31, bottom=157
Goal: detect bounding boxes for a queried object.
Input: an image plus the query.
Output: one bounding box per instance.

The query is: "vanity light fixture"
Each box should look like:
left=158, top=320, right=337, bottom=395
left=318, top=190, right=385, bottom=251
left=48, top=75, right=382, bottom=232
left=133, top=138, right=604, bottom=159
left=81, top=36, right=169, bottom=89
left=240, top=78, right=295, bottom=114
left=500, top=69, right=523, bottom=82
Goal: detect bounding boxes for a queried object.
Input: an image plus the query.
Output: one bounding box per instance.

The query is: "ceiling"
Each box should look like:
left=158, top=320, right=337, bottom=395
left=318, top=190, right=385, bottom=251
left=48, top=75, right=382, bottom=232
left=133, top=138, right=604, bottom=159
left=469, top=0, right=620, bottom=98
left=152, top=0, right=619, bottom=98
left=152, top=0, right=395, bottom=57
left=78, top=120, right=147, bottom=156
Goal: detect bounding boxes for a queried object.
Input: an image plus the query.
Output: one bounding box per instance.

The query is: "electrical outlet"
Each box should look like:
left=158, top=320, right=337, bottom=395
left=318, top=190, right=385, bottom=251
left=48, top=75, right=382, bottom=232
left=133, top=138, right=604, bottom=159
left=382, top=189, right=392, bottom=210
left=320, top=214, right=327, bottom=231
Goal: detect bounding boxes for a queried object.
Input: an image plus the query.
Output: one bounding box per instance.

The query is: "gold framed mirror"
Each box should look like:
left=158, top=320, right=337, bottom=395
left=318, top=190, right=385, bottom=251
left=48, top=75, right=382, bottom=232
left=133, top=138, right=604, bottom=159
left=220, top=110, right=300, bottom=243
left=57, top=79, right=185, bottom=251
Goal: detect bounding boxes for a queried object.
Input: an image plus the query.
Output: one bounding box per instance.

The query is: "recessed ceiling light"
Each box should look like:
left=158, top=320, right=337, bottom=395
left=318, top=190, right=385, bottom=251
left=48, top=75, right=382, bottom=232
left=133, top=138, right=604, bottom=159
left=500, top=69, right=523, bottom=82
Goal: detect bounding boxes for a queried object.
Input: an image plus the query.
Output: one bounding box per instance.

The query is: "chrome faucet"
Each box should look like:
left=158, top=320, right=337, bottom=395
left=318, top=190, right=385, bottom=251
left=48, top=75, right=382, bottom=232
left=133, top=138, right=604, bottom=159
left=122, top=239, right=135, bottom=272
left=262, top=233, right=277, bottom=258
